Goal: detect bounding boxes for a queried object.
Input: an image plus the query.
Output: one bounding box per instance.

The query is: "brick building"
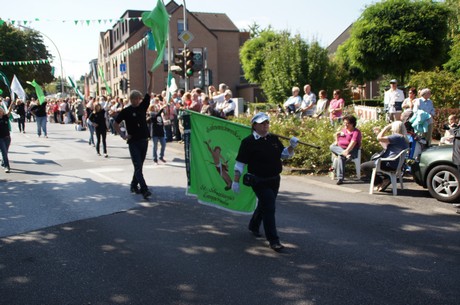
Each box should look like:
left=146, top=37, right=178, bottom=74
left=93, top=0, right=249, bottom=98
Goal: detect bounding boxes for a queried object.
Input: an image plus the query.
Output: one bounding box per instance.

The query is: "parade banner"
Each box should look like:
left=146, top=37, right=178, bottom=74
left=187, top=112, right=257, bottom=214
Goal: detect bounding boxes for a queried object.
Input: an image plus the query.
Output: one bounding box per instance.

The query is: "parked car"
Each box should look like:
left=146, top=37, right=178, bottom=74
left=411, top=145, right=460, bottom=203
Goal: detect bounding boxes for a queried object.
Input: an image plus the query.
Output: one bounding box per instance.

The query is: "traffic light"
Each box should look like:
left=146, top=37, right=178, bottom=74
left=172, top=52, right=185, bottom=77
left=198, top=70, right=204, bottom=88
left=185, top=49, right=194, bottom=77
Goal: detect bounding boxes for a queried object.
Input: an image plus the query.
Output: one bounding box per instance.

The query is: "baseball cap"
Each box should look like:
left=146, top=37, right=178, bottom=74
left=251, top=112, right=270, bottom=124
left=390, top=79, right=398, bottom=84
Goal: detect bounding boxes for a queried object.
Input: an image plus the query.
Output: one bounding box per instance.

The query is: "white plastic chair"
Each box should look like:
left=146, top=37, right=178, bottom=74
left=369, top=149, right=408, bottom=196
left=330, top=149, right=361, bottom=180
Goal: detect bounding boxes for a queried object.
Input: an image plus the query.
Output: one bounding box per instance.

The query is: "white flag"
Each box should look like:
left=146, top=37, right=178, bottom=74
left=168, top=77, right=178, bottom=94
left=11, top=74, right=26, bottom=101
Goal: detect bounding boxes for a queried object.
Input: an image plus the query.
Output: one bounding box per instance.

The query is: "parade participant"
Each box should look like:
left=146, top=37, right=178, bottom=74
left=0, top=101, right=14, bottom=173
left=15, top=99, right=26, bottom=133
left=113, top=71, right=153, bottom=199
left=89, top=103, right=108, bottom=157
left=30, top=99, right=48, bottom=137
left=232, top=112, right=298, bottom=252
left=147, top=103, right=167, bottom=163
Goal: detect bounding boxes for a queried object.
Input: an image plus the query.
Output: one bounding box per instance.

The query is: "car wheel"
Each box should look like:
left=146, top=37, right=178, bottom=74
left=426, top=165, right=460, bottom=203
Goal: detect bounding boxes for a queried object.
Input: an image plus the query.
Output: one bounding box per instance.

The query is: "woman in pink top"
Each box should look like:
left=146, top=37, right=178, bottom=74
left=328, top=89, right=345, bottom=125
left=329, top=114, right=362, bottom=185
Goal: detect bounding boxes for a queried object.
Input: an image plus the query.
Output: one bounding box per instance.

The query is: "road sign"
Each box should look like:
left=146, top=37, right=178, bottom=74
left=179, top=30, right=194, bottom=46
left=120, top=63, right=126, bottom=73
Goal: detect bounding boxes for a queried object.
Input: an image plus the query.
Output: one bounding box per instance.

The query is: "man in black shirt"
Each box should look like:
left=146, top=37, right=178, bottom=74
left=232, top=112, right=298, bottom=252
left=114, top=71, right=153, bottom=199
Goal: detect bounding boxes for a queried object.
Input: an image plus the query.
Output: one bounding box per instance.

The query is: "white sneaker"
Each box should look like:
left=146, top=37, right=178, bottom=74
left=4, top=167, right=10, bottom=173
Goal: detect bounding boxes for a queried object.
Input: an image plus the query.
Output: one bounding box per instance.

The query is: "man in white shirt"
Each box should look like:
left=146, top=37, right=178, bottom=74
left=298, top=84, right=317, bottom=117
left=383, top=79, right=405, bottom=122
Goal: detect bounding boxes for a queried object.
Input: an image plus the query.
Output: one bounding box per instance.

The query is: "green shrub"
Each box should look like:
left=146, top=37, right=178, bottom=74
left=231, top=114, right=388, bottom=174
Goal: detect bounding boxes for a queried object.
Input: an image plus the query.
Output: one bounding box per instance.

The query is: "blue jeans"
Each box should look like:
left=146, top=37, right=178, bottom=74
left=330, top=144, right=359, bottom=180
left=87, top=120, right=95, bottom=145
left=0, top=136, right=11, bottom=168
left=36, top=116, right=47, bottom=136
left=152, top=136, right=166, bottom=161
left=249, top=176, right=281, bottom=244
left=128, top=139, right=149, bottom=191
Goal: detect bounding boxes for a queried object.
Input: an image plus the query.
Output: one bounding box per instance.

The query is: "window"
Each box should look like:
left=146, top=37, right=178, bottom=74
left=177, top=19, right=185, bottom=37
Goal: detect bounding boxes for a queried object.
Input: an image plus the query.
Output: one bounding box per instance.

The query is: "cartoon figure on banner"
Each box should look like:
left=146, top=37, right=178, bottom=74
left=204, top=139, right=233, bottom=191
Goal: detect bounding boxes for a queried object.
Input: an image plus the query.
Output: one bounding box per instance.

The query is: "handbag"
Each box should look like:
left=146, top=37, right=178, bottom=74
left=243, top=173, right=257, bottom=187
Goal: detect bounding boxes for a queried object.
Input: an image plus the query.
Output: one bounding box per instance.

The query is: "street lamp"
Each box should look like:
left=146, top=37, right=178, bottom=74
left=18, top=24, right=64, bottom=95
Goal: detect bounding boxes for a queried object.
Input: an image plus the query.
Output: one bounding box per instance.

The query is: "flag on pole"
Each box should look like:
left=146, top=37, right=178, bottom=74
left=67, top=76, right=84, bottom=100
left=0, top=71, right=10, bottom=93
left=142, top=0, right=169, bottom=72
left=26, top=80, right=45, bottom=105
left=187, top=112, right=257, bottom=213
left=98, top=66, right=112, bottom=95
left=166, top=71, right=177, bottom=104
left=10, top=74, right=26, bottom=101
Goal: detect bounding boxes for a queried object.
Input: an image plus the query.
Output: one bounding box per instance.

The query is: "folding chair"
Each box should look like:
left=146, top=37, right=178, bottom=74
left=369, top=149, right=409, bottom=196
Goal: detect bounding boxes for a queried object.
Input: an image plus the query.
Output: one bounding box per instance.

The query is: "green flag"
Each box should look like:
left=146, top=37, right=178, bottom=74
left=68, top=76, right=84, bottom=100
left=26, top=80, right=45, bottom=105
left=187, top=112, right=256, bottom=213
left=142, top=0, right=169, bottom=71
left=98, top=66, right=112, bottom=95
left=0, top=71, right=10, bottom=93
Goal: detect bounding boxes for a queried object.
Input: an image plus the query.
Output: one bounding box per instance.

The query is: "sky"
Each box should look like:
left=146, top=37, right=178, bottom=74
left=1, top=0, right=377, bottom=80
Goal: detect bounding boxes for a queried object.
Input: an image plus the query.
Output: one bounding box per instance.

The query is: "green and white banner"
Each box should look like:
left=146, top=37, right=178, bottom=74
left=187, top=112, right=256, bottom=214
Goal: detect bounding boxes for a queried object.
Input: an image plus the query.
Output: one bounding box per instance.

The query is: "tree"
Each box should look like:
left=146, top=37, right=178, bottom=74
left=444, top=34, right=460, bottom=76
left=408, top=68, right=460, bottom=108
left=261, top=32, right=309, bottom=103
left=240, top=29, right=280, bottom=84
left=0, top=24, right=54, bottom=95
left=339, top=0, right=450, bottom=85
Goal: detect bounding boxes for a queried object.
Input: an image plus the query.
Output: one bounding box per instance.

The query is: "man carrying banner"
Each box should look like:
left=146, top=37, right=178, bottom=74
left=232, top=112, right=298, bottom=252
left=113, top=71, right=153, bottom=199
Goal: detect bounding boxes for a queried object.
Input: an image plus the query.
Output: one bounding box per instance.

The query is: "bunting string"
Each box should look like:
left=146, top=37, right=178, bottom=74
left=0, top=17, right=144, bottom=27
left=0, top=59, right=50, bottom=66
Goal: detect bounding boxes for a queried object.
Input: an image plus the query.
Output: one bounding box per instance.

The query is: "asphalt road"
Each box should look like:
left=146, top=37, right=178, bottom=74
left=0, top=121, right=459, bottom=305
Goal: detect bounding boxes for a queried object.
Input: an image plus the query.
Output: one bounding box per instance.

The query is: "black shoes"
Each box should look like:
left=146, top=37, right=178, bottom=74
left=130, top=186, right=141, bottom=194
left=336, top=179, right=344, bottom=185
left=131, top=186, right=152, bottom=199
left=269, top=242, right=285, bottom=252
left=248, top=225, right=262, bottom=237
left=142, top=189, right=152, bottom=199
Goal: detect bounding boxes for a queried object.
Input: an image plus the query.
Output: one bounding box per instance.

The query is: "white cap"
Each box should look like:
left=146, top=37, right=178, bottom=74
left=251, top=112, right=269, bottom=124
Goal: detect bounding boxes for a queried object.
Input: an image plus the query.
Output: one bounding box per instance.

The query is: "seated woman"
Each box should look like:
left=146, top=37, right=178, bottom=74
left=329, top=115, right=362, bottom=185
left=361, top=121, right=409, bottom=191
